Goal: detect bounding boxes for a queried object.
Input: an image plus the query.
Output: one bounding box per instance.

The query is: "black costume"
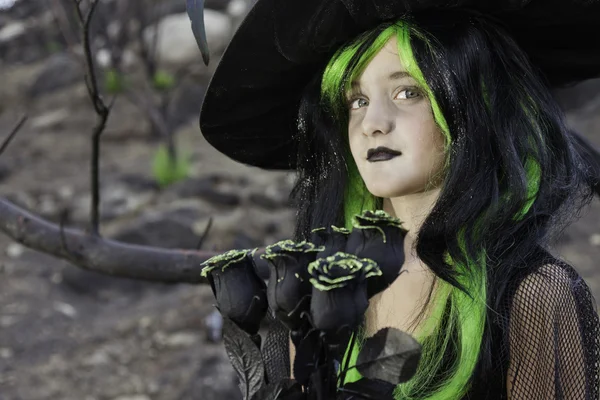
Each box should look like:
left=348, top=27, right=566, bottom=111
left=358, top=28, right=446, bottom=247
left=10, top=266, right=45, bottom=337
left=198, top=0, right=600, bottom=398
left=347, top=247, right=600, bottom=399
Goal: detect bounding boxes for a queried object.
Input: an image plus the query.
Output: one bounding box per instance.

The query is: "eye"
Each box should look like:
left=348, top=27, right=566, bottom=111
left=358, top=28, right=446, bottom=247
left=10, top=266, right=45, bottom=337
left=349, top=98, right=369, bottom=110
left=395, top=88, right=421, bottom=100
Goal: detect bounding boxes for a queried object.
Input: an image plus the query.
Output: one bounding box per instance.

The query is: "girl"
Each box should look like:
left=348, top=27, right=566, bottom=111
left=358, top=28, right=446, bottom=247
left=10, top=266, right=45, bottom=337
left=199, top=2, right=600, bottom=399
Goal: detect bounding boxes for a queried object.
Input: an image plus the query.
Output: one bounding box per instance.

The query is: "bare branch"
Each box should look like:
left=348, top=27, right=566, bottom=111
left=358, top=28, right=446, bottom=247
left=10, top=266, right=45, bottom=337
left=49, top=0, right=79, bottom=51
left=0, top=198, right=215, bottom=284
left=135, top=0, right=160, bottom=80
left=73, top=0, right=111, bottom=236
left=0, top=115, right=27, bottom=157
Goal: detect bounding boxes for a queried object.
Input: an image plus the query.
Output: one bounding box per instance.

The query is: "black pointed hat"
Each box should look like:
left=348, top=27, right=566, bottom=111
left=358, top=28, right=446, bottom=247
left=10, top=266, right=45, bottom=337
left=199, top=0, right=600, bottom=170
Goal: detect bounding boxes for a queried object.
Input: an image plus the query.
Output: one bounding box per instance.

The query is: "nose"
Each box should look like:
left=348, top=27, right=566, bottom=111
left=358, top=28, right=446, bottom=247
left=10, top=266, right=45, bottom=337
left=361, top=99, right=394, bottom=137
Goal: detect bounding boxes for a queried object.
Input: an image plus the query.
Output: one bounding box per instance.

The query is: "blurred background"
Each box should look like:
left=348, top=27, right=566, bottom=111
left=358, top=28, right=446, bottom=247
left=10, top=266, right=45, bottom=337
left=0, top=0, right=599, bottom=399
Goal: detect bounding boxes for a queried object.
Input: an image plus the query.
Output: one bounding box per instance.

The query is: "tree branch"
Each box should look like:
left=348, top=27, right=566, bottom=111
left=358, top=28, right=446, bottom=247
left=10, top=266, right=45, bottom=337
left=0, top=115, right=27, bottom=157
left=73, top=0, right=111, bottom=236
left=0, top=198, right=215, bottom=284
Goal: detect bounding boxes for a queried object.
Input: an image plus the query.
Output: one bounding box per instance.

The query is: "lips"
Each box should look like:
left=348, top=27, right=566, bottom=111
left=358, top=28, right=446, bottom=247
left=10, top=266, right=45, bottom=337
left=366, top=146, right=402, bottom=162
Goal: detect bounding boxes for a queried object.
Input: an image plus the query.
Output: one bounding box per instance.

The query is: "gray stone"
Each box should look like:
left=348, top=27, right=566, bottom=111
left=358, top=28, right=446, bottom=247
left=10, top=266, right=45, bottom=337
left=163, top=332, right=200, bottom=348
left=27, top=53, right=83, bottom=97
left=0, top=20, right=25, bottom=43
left=111, top=395, right=150, bottom=400
left=0, top=161, right=11, bottom=183
left=110, top=206, right=208, bottom=249
left=171, top=176, right=241, bottom=206
left=60, top=267, right=150, bottom=301
left=156, top=0, right=232, bottom=19
left=553, top=78, right=600, bottom=112
left=4, top=0, right=39, bottom=19
left=71, top=182, right=155, bottom=223
left=30, top=109, right=70, bottom=130
left=144, top=11, right=232, bottom=67
left=176, top=355, right=241, bottom=400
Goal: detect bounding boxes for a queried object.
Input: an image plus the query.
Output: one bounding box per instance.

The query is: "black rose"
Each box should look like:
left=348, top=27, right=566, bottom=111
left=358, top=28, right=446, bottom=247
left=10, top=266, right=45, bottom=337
left=310, top=225, right=350, bottom=259
left=201, top=248, right=268, bottom=335
left=346, top=210, right=408, bottom=298
left=261, top=240, right=324, bottom=331
left=308, top=252, right=381, bottom=335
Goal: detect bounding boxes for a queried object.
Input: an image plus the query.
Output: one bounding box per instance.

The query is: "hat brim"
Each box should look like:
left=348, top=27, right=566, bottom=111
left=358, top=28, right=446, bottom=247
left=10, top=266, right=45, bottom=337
left=200, top=0, right=600, bottom=170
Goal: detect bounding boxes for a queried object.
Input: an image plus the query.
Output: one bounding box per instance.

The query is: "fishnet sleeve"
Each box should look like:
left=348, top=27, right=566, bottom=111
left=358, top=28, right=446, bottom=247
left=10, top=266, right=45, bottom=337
left=506, top=264, right=600, bottom=399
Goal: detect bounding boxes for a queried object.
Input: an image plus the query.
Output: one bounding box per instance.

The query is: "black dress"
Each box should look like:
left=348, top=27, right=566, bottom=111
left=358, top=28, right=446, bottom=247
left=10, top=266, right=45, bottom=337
left=467, top=249, right=600, bottom=399
left=265, top=248, right=600, bottom=399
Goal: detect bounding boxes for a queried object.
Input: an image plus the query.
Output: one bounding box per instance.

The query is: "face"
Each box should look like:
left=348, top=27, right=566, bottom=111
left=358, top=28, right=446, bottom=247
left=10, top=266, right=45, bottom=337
left=347, top=36, right=446, bottom=199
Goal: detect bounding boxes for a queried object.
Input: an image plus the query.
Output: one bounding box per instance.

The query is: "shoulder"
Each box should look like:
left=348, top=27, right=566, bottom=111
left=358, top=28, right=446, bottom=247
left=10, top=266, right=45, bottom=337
left=504, top=255, right=600, bottom=398
left=510, top=258, right=597, bottom=318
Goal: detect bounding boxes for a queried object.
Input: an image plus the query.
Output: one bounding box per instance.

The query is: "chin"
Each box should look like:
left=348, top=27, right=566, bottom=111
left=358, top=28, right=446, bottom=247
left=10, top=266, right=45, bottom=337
left=365, top=184, right=409, bottom=199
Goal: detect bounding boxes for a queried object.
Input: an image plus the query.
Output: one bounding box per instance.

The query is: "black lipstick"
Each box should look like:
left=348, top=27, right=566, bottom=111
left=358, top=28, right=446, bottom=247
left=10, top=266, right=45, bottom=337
left=367, top=146, right=402, bottom=162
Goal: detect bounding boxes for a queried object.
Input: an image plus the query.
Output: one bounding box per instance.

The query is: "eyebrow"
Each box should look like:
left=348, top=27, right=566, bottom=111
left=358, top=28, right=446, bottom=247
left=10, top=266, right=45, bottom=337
left=350, top=71, right=413, bottom=91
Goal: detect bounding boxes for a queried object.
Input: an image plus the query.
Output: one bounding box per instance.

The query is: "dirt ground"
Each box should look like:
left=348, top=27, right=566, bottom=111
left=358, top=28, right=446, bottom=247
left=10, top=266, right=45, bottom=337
left=0, top=57, right=599, bottom=400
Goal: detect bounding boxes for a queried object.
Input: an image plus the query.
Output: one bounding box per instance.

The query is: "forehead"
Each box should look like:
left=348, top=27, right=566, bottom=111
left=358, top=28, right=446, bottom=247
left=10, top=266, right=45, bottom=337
left=353, top=37, right=411, bottom=84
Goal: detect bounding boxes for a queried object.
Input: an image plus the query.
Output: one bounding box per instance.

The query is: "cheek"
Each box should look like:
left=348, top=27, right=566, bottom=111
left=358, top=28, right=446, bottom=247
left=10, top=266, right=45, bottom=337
left=347, top=126, right=362, bottom=161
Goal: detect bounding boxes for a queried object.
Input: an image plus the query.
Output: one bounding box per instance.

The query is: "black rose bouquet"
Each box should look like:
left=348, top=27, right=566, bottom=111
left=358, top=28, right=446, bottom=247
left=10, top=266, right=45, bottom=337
left=200, top=211, right=420, bottom=400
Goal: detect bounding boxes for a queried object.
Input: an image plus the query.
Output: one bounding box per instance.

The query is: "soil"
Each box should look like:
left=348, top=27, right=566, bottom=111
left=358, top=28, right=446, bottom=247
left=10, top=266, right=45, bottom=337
left=0, top=55, right=599, bottom=400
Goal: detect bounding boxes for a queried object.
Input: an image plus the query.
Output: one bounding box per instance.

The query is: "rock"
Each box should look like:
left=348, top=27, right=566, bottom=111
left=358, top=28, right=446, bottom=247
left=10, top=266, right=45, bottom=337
left=176, top=355, right=241, bottom=400
left=5, top=243, right=24, bottom=259
left=82, top=349, right=111, bottom=367
left=232, top=231, right=261, bottom=249
left=0, top=348, right=13, bottom=359
left=144, top=11, right=232, bottom=66
left=248, top=193, right=280, bottom=209
left=27, top=53, right=83, bottom=98
left=60, top=267, right=150, bottom=301
left=30, top=109, right=70, bottom=130
left=5, top=0, right=38, bottom=19
left=96, top=48, right=136, bottom=69
left=0, top=315, right=18, bottom=327
left=53, top=301, right=77, bottom=318
left=163, top=332, right=200, bottom=348
left=248, top=182, right=292, bottom=209
left=227, top=0, right=251, bottom=30
left=206, top=0, right=233, bottom=11
left=110, top=206, right=208, bottom=249
left=118, top=174, right=159, bottom=192
left=590, top=234, right=600, bottom=246
left=156, top=0, right=231, bottom=18
left=171, top=176, right=241, bottom=206
left=71, top=182, right=155, bottom=223
left=111, top=395, right=150, bottom=400
left=553, top=78, right=600, bottom=112
left=0, top=20, right=25, bottom=43
left=0, top=161, right=11, bottom=183
left=57, top=185, right=75, bottom=201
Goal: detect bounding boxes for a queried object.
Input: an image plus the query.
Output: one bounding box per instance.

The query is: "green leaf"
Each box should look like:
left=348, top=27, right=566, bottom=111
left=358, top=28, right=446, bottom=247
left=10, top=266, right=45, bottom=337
left=104, top=68, right=127, bottom=94
left=151, top=144, right=191, bottom=187
left=152, top=70, right=176, bottom=91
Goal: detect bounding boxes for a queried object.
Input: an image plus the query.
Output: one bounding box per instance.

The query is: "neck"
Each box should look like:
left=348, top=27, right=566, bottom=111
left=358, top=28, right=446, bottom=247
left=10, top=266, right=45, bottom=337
left=382, top=188, right=441, bottom=266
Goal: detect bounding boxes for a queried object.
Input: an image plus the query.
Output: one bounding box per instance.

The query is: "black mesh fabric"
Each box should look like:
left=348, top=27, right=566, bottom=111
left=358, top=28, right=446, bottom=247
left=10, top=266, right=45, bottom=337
left=501, top=259, right=600, bottom=399
left=265, top=249, right=600, bottom=399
